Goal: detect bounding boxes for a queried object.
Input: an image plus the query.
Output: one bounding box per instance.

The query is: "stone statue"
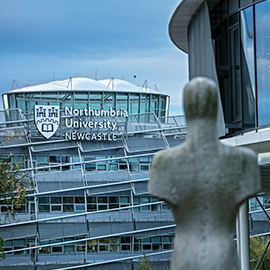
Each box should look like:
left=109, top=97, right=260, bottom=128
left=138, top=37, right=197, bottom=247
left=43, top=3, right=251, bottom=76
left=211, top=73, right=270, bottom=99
left=148, top=77, right=260, bottom=270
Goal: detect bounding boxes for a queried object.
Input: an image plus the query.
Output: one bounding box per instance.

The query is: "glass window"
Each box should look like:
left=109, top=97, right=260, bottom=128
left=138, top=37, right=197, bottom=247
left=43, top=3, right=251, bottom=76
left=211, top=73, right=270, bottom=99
left=59, top=92, right=73, bottom=109
left=75, top=197, right=85, bottom=203
left=141, top=197, right=150, bottom=204
left=163, top=243, right=172, bottom=250
left=142, top=244, right=151, bottom=250
left=98, top=197, right=108, bottom=203
left=121, top=237, right=131, bottom=243
left=4, top=240, right=13, bottom=247
left=76, top=245, right=85, bottom=252
left=49, top=156, right=60, bottom=163
left=99, top=245, right=109, bottom=252
left=14, top=239, right=25, bottom=246
left=37, top=156, right=49, bottom=163
left=109, top=197, right=119, bottom=203
left=87, top=197, right=96, bottom=203
left=160, top=96, right=167, bottom=117
left=87, top=204, right=97, bottom=212
left=256, top=0, right=270, bottom=126
left=162, top=236, right=171, bottom=242
left=51, top=205, right=62, bottom=212
left=240, top=6, right=256, bottom=130
left=75, top=204, right=85, bottom=212
left=97, top=163, right=106, bottom=171
left=39, top=197, right=49, bottom=204
left=42, top=92, right=58, bottom=106
left=63, top=205, right=74, bottom=212
left=151, top=95, right=159, bottom=116
left=98, top=205, right=108, bottom=210
left=110, top=244, right=119, bottom=252
left=90, top=93, right=102, bottom=110
left=39, top=205, right=50, bottom=212
left=85, top=163, right=96, bottom=171
left=62, top=156, right=72, bottom=163
left=153, top=243, right=162, bottom=251
left=116, top=93, right=128, bottom=111
left=110, top=237, right=119, bottom=244
left=39, top=246, right=51, bottom=254
left=240, top=0, right=252, bottom=9
left=120, top=196, right=129, bottom=203
left=140, top=164, right=150, bottom=171
left=121, top=244, right=131, bottom=251
left=99, top=238, right=109, bottom=244
left=129, top=94, right=139, bottom=115
left=134, top=244, right=141, bottom=251
left=87, top=239, right=98, bottom=252
left=63, top=197, right=74, bottom=203
left=64, top=245, right=75, bottom=253
left=51, top=197, right=61, bottom=204
left=103, top=93, right=115, bottom=110
left=229, top=0, right=238, bottom=14
left=152, top=236, right=161, bottom=243
left=75, top=92, right=88, bottom=109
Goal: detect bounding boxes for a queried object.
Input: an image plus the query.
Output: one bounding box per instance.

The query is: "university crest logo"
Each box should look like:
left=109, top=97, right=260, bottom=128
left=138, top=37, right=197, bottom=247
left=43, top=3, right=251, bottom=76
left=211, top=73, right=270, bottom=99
left=34, top=105, right=60, bottom=139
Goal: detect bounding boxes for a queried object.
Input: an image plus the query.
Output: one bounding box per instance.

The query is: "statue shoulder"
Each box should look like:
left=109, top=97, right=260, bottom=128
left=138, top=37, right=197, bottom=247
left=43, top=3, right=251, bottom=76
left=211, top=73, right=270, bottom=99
left=152, top=144, right=187, bottom=172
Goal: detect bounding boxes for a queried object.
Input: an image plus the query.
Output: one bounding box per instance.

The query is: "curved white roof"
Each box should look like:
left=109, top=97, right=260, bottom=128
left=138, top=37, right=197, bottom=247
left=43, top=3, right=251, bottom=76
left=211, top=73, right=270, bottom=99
left=98, top=78, right=158, bottom=93
left=9, top=77, right=107, bottom=93
left=9, top=77, right=159, bottom=94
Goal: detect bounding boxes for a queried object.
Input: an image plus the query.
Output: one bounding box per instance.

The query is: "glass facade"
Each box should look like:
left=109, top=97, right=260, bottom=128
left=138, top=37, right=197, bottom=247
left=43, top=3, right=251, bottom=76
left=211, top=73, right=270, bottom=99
left=4, top=90, right=168, bottom=119
left=0, top=77, right=186, bottom=269
left=211, top=0, right=270, bottom=135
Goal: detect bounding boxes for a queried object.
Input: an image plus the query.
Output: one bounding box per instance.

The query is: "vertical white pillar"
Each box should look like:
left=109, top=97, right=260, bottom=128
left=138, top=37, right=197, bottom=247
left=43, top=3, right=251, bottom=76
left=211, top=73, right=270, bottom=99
left=238, top=201, right=250, bottom=270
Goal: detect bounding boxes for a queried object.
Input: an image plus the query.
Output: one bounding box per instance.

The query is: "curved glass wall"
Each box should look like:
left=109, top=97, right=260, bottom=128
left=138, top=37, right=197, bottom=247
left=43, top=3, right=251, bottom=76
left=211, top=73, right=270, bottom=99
left=4, top=91, right=168, bottom=119
left=211, top=0, right=270, bottom=135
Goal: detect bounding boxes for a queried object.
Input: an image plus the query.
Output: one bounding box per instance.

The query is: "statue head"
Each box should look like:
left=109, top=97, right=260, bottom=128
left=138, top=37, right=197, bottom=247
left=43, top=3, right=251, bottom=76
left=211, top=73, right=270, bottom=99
left=183, top=77, right=218, bottom=122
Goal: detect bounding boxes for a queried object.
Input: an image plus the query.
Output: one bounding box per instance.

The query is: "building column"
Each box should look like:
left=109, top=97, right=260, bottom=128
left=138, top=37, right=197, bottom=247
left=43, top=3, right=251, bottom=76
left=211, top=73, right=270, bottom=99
left=237, top=200, right=250, bottom=270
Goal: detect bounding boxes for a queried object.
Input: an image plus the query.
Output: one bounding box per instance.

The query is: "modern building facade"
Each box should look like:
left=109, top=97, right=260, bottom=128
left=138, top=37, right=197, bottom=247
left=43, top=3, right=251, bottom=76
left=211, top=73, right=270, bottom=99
left=169, top=0, right=270, bottom=268
left=0, top=74, right=186, bottom=269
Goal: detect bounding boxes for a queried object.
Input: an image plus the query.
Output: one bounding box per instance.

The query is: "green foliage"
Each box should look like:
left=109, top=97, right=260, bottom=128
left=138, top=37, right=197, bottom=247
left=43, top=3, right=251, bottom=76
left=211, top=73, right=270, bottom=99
left=0, top=157, right=29, bottom=219
left=250, top=236, right=270, bottom=270
left=0, top=155, right=30, bottom=267
left=0, top=237, right=6, bottom=260
left=136, top=253, right=155, bottom=270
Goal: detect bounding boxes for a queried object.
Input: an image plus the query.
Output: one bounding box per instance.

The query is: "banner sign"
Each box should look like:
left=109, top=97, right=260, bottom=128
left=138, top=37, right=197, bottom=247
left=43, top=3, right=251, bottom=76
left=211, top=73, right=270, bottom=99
left=34, top=105, right=128, bottom=141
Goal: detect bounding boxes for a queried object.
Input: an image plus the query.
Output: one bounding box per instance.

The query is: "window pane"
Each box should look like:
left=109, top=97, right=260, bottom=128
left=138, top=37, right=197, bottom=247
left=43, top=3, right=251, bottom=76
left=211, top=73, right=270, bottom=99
left=52, top=246, right=63, bottom=253
left=64, top=245, right=75, bottom=253
left=256, top=0, right=270, bottom=126
left=241, top=6, right=255, bottom=130
left=39, top=197, right=49, bottom=204
left=51, top=197, right=61, bottom=204
left=51, top=205, right=62, bottom=211
left=63, top=197, right=74, bottom=203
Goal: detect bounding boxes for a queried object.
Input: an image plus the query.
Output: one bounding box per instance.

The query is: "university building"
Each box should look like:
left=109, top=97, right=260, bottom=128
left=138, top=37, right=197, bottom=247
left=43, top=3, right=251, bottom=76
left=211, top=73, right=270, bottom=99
left=0, top=74, right=186, bottom=269
left=169, top=0, right=270, bottom=268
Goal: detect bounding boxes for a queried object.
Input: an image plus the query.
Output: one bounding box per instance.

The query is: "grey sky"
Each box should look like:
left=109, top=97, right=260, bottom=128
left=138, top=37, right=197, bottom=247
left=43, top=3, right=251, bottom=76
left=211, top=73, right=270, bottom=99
left=0, top=0, right=188, bottom=114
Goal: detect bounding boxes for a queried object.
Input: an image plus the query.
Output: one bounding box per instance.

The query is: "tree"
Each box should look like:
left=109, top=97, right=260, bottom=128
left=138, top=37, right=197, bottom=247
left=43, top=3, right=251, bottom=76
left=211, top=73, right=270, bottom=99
left=0, top=152, right=30, bottom=267
left=136, top=253, right=155, bottom=270
left=0, top=156, right=29, bottom=219
left=250, top=236, right=270, bottom=270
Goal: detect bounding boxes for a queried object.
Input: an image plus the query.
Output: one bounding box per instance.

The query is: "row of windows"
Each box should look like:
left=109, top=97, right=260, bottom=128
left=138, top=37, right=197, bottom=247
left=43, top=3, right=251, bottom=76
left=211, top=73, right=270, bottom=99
left=6, top=91, right=168, bottom=118
left=0, top=196, right=169, bottom=214
left=4, top=235, right=174, bottom=255
left=212, top=0, right=270, bottom=134
left=9, top=155, right=153, bottom=172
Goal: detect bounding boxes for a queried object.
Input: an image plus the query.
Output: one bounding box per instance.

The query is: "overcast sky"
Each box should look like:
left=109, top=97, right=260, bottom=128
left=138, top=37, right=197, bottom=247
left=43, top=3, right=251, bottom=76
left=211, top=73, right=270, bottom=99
left=0, top=0, right=188, bottom=115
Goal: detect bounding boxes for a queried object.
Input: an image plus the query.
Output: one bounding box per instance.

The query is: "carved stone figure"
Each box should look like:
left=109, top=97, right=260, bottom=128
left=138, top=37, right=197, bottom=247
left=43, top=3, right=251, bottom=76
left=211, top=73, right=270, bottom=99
left=149, top=77, right=260, bottom=270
